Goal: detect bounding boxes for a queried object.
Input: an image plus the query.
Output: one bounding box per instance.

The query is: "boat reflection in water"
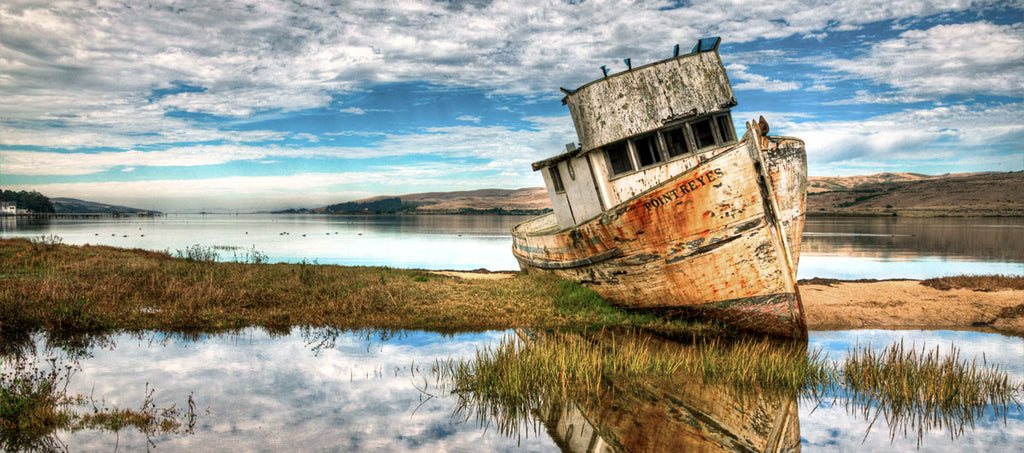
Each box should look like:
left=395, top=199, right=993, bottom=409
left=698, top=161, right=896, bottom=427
left=537, top=375, right=800, bottom=452
left=449, top=329, right=805, bottom=452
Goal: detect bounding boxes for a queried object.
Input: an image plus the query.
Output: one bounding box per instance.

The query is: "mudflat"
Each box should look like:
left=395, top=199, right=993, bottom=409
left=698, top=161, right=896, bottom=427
left=799, top=279, right=1023, bottom=333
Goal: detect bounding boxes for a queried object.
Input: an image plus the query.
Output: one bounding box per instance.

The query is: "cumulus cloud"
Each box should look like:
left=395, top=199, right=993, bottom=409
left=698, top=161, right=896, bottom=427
left=1, top=0, right=1013, bottom=124
left=727, top=64, right=802, bottom=92
left=771, top=102, right=1024, bottom=173
left=824, top=21, right=1024, bottom=100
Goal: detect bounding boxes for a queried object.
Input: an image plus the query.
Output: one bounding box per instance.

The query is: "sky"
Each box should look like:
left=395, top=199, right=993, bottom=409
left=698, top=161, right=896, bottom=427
left=1, top=0, right=1022, bottom=213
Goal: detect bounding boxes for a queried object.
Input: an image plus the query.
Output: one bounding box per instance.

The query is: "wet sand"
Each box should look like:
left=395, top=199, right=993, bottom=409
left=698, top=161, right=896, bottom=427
left=436, top=272, right=1023, bottom=334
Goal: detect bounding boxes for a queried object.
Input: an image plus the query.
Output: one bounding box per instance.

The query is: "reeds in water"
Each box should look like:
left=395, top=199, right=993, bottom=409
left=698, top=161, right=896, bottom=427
left=434, top=330, right=1022, bottom=448
left=839, top=340, right=1023, bottom=446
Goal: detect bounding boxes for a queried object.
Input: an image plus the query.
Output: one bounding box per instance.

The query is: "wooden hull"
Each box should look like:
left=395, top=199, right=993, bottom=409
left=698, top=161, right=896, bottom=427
left=512, top=128, right=807, bottom=338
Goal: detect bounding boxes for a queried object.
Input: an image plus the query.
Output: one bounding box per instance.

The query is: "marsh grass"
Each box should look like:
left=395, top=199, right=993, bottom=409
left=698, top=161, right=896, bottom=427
left=839, top=340, right=1023, bottom=446
left=76, top=384, right=196, bottom=445
left=0, top=355, right=195, bottom=451
left=920, top=274, right=1024, bottom=291
left=0, top=358, right=75, bottom=451
left=174, top=244, right=219, bottom=263
left=433, top=330, right=1022, bottom=448
left=436, top=330, right=830, bottom=404
left=432, top=329, right=833, bottom=441
left=0, top=238, right=716, bottom=337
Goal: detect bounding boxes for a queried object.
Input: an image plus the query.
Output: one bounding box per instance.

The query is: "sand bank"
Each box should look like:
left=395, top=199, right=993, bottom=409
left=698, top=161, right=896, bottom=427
left=799, top=280, right=1022, bottom=334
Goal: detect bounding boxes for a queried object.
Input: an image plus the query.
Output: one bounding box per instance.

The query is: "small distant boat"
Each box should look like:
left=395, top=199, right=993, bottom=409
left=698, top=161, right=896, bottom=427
left=511, top=38, right=808, bottom=338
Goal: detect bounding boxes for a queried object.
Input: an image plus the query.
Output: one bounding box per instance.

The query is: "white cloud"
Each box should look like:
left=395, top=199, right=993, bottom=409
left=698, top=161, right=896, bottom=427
left=823, top=90, right=932, bottom=105
left=824, top=21, right=1024, bottom=100
left=456, top=115, right=481, bottom=123
left=339, top=107, right=366, bottom=115
left=1, top=0, right=1014, bottom=126
left=727, top=63, right=802, bottom=92
left=1, top=115, right=572, bottom=182
left=772, top=102, right=1024, bottom=172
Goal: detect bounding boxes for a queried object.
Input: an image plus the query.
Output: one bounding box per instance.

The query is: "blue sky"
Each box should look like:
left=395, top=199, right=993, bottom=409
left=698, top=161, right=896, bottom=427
left=1, top=0, right=1021, bottom=213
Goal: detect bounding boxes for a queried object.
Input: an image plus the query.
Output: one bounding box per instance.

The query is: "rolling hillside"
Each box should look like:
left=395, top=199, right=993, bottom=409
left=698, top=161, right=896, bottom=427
left=51, top=198, right=160, bottom=214
left=806, top=171, right=1022, bottom=216
left=281, top=171, right=1022, bottom=217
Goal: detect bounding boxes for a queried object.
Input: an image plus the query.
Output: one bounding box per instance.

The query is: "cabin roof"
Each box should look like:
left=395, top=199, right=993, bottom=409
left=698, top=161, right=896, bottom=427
left=533, top=38, right=732, bottom=171
left=531, top=143, right=586, bottom=171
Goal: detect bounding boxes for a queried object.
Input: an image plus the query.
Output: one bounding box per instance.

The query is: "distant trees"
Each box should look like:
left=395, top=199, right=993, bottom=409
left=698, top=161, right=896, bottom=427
left=0, top=189, right=55, bottom=213
left=323, top=197, right=417, bottom=214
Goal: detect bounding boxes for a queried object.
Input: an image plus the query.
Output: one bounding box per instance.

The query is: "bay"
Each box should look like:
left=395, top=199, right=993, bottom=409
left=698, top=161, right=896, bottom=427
left=2, top=214, right=1022, bottom=279
left=7, top=328, right=1021, bottom=452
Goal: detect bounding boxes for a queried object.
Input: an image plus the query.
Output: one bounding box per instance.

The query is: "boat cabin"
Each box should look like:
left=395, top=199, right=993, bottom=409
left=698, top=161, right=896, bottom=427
left=532, top=38, right=740, bottom=229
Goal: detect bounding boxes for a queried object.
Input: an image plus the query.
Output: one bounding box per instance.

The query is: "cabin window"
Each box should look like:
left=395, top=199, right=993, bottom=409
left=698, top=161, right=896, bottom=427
left=716, top=115, right=735, bottom=142
left=633, top=135, right=662, bottom=167
left=605, top=141, right=633, bottom=176
left=663, top=126, right=690, bottom=158
left=691, top=118, right=718, bottom=149
left=550, top=166, right=565, bottom=193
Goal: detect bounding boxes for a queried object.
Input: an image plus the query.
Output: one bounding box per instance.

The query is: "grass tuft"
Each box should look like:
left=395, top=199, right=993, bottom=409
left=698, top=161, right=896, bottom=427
left=920, top=274, right=1024, bottom=291
left=839, top=340, right=1023, bottom=446
left=1, top=354, right=196, bottom=450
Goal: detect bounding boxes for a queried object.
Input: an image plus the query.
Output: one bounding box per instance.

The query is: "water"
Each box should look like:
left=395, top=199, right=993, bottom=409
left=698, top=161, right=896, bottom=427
left=2, top=214, right=1022, bottom=277
left=0, top=214, right=526, bottom=271
left=4, top=328, right=1021, bottom=451
left=799, top=216, right=1024, bottom=279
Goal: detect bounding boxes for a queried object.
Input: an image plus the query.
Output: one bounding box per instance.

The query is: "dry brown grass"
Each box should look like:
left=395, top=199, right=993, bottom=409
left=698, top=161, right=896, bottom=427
left=920, top=274, right=1024, bottom=291
left=0, top=238, right=710, bottom=337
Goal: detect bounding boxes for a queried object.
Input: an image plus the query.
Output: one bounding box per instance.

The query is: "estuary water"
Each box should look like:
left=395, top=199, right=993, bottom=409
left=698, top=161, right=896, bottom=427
left=5, top=328, right=1022, bottom=451
left=2, top=214, right=1022, bottom=451
left=1, top=214, right=1022, bottom=278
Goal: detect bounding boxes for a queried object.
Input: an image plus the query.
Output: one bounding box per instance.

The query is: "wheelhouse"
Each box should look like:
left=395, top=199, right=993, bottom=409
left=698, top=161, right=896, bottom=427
left=533, top=38, right=740, bottom=229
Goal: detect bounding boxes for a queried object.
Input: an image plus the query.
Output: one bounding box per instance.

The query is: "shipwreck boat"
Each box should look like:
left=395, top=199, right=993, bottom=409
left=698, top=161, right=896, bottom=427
left=511, top=38, right=808, bottom=338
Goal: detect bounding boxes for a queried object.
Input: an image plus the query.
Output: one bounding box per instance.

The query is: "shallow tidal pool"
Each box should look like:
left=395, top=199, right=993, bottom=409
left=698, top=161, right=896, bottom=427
left=4, top=327, right=1021, bottom=451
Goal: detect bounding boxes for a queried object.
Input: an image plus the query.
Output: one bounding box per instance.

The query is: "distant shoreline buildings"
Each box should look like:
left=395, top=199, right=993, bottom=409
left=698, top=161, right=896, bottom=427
left=1, top=202, right=29, bottom=215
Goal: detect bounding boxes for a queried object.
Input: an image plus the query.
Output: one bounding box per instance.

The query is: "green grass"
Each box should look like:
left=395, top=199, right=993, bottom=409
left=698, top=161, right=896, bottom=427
left=920, top=274, right=1024, bottom=291
left=0, top=238, right=718, bottom=338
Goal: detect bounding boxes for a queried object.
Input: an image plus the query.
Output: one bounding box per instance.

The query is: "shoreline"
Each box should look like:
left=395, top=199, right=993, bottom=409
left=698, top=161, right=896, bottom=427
left=798, top=279, right=1023, bottom=334
left=437, top=271, right=1024, bottom=334
left=2, top=238, right=1020, bottom=337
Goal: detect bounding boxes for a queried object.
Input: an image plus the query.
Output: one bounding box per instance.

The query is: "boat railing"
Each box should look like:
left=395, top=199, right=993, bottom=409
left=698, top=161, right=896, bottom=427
left=511, top=212, right=558, bottom=236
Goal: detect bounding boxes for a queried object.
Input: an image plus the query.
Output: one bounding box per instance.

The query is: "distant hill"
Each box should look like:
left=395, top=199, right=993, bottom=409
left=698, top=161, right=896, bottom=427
left=808, top=172, right=940, bottom=193
left=279, top=188, right=552, bottom=215
left=51, top=198, right=160, bottom=214
left=279, top=171, right=1022, bottom=217
left=806, top=171, right=1022, bottom=216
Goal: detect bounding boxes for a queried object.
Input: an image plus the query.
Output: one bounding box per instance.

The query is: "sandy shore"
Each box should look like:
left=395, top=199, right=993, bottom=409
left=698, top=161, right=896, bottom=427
left=799, top=280, right=1022, bottom=334
left=435, top=272, right=1023, bottom=334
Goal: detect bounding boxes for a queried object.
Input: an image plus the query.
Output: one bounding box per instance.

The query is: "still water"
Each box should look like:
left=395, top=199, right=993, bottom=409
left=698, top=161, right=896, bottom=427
left=5, top=328, right=1022, bottom=451
left=1, top=214, right=1022, bottom=278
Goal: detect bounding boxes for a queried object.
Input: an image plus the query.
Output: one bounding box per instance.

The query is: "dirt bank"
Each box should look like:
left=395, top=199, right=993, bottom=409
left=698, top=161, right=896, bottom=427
left=799, top=280, right=1023, bottom=334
